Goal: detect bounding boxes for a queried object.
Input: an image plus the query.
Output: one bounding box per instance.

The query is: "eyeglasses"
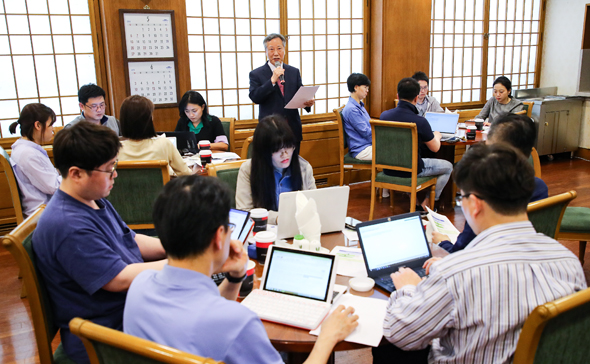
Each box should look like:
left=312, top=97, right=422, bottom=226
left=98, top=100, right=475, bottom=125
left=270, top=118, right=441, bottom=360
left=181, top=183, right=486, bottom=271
left=92, top=160, right=118, bottom=178
left=420, top=86, right=429, bottom=91
left=85, top=102, right=106, bottom=111
left=457, top=193, right=484, bottom=202
left=228, top=223, right=236, bottom=232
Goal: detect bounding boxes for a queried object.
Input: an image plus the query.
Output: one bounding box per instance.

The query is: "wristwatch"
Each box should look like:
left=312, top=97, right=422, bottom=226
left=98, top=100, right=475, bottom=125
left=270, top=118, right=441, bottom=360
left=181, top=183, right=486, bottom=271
left=225, top=272, right=247, bottom=283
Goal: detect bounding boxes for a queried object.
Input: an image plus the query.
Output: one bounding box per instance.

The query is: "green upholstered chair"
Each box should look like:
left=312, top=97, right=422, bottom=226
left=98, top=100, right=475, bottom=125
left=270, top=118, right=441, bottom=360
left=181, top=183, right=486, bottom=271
left=333, top=106, right=372, bottom=186
left=0, top=146, right=25, bottom=225
left=219, top=117, right=235, bottom=153
left=70, top=318, right=223, bottom=364
left=240, top=136, right=253, bottom=160
left=527, top=191, right=577, bottom=239
left=513, top=287, right=590, bottom=364
left=558, top=207, right=590, bottom=265
left=106, top=160, right=170, bottom=230
left=207, top=159, right=247, bottom=209
left=368, top=120, right=437, bottom=220
left=2, top=206, right=76, bottom=364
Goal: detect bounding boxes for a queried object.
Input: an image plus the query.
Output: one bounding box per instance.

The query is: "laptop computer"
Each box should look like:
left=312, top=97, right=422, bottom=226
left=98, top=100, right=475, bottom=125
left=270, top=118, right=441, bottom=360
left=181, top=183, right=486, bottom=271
left=241, top=245, right=339, bottom=330
left=357, top=212, right=432, bottom=293
left=276, top=186, right=350, bottom=239
left=157, top=131, right=198, bottom=155
left=424, top=112, right=460, bottom=140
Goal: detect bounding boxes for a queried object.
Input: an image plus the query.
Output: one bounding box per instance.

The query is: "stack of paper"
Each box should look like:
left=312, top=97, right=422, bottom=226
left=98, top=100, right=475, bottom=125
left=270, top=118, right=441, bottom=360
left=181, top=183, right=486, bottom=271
left=425, top=206, right=460, bottom=244
left=330, top=246, right=367, bottom=278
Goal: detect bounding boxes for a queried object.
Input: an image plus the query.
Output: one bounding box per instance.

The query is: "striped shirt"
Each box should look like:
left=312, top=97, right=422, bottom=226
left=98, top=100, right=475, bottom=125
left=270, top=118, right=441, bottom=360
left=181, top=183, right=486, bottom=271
left=383, top=221, right=586, bottom=364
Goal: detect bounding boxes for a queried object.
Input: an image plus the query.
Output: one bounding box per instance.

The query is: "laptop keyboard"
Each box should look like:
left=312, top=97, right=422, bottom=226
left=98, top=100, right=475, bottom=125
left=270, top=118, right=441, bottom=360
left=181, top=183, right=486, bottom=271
left=378, top=268, right=427, bottom=292
left=241, top=290, right=331, bottom=330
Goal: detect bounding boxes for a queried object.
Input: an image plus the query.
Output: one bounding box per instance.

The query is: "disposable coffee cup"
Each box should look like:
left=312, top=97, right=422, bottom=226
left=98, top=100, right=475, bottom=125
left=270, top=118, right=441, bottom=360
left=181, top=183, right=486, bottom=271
left=250, top=208, right=268, bottom=234
left=474, top=120, right=484, bottom=131
left=199, top=150, right=212, bottom=167
left=255, top=231, right=275, bottom=264
left=239, top=260, right=256, bottom=298
left=198, top=140, right=211, bottom=150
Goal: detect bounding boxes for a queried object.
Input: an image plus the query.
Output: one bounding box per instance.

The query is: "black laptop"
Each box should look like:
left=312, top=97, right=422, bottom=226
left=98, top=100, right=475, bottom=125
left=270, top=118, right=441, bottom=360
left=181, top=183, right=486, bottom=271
left=357, top=212, right=432, bottom=293
left=157, top=131, right=198, bottom=155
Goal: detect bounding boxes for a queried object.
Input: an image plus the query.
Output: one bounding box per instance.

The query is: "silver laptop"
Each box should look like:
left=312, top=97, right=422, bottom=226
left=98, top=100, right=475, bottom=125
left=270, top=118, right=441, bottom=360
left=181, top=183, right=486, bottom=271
left=424, top=112, right=460, bottom=140
left=241, top=245, right=339, bottom=330
left=276, top=186, right=350, bottom=239
left=357, top=212, right=432, bottom=293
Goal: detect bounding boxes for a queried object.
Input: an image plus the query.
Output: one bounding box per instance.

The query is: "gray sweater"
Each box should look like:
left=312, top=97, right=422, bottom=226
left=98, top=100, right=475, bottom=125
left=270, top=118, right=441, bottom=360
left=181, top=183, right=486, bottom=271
left=66, top=114, right=121, bottom=136
left=476, top=97, right=524, bottom=124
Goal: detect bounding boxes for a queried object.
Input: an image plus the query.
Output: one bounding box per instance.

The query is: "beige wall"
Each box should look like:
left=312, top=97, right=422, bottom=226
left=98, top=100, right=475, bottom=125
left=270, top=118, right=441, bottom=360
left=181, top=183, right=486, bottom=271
left=540, top=0, right=590, bottom=148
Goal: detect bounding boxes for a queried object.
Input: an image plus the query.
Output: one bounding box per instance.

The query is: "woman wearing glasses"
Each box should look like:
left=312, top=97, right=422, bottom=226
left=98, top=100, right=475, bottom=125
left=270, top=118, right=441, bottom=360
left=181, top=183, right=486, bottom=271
left=235, top=115, right=315, bottom=224
left=412, top=72, right=444, bottom=117
left=9, top=103, right=62, bottom=217
left=175, top=91, right=228, bottom=151
left=118, top=95, right=193, bottom=176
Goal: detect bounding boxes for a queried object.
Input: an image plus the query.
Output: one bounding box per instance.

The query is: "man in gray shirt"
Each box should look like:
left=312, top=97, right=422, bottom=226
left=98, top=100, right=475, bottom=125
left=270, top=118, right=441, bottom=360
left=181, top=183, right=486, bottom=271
left=66, top=83, right=120, bottom=135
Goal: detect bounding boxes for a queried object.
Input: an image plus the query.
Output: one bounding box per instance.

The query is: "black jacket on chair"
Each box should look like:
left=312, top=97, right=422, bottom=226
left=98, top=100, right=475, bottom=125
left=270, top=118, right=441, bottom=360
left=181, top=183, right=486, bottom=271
left=249, top=63, right=311, bottom=142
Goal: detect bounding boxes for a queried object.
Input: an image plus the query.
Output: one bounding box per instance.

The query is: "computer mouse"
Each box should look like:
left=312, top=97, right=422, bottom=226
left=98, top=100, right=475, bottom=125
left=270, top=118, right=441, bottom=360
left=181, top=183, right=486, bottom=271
left=349, top=277, right=375, bottom=292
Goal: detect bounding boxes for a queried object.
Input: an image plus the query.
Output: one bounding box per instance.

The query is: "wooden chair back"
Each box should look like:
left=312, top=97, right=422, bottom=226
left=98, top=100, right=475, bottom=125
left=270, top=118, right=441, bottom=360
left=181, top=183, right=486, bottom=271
left=527, top=191, right=577, bottom=239
left=515, top=110, right=527, bottom=115
left=1, top=206, right=60, bottom=364
left=69, top=318, right=223, bottom=364
left=456, top=108, right=482, bottom=123
left=106, top=160, right=170, bottom=230
left=0, top=146, right=24, bottom=224
left=334, top=105, right=348, bottom=185
left=207, top=160, right=247, bottom=208
left=513, top=287, right=590, bottom=364
left=530, top=147, right=542, bottom=179
left=241, top=136, right=253, bottom=160
left=219, top=117, right=235, bottom=153
left=522, top=101, right=534, bottom=118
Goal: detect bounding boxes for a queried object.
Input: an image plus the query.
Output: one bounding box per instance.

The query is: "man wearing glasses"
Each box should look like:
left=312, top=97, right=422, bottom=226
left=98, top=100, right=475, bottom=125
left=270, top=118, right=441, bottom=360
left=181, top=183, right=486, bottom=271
left=411, top=72, right=443, bottom=117
left=33, top=122, right=166, bottom=364
left=66, top=83, right=121, bottom=136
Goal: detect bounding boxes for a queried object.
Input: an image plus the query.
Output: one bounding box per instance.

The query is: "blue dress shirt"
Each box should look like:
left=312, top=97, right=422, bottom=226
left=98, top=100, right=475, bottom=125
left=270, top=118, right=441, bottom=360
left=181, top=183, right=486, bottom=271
left=274, top=167, right=293, bottom=209
left=342, top=97, right=372, bottom=157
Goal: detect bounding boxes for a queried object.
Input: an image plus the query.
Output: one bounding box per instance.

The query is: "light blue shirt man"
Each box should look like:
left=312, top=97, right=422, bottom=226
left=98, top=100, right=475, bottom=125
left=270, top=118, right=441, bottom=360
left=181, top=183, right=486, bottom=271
left=342, top=97, right=372, bottom=158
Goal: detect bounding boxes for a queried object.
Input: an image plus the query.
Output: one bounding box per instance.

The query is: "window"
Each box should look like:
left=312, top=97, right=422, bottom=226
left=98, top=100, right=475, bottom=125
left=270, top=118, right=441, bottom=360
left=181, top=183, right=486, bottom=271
left=429, top=0, right=543, bottom=106
left=0, top=0, right=98, bottom=137
left=186, top=0, right=365, bottom=120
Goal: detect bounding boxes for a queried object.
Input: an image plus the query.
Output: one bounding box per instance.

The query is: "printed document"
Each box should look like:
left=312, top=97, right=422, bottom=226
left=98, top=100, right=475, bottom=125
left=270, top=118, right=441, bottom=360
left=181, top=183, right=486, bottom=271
left=285, top=86, right=320, bottom=109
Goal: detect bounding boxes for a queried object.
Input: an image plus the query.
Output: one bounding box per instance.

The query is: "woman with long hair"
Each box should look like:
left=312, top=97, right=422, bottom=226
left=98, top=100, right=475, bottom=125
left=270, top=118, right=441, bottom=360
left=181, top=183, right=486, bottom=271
left=476, top=76, right=524, bottom=125
left=236, top=115, right=315, bottom=224
left=176, top=90, right=228, bottom=151
left=9, top=103, right=61, bottom=217
left=118, top=95, right=192, bottom=176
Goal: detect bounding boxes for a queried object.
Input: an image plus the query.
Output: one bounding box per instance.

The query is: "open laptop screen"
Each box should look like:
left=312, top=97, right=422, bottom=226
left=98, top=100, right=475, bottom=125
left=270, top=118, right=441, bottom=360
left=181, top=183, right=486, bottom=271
left=263, top=248, right=335, bottom=302
left=424, top=112, right=459, bottom=134
left=358, top=214, right=430, bottom=272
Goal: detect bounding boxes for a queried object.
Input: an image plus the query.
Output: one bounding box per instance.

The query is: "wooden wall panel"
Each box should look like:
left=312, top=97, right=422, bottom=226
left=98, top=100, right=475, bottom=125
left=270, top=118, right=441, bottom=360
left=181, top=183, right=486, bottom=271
left=368, top=0, right=431, bottom=117
left=99, top=0, right=190, bottom=132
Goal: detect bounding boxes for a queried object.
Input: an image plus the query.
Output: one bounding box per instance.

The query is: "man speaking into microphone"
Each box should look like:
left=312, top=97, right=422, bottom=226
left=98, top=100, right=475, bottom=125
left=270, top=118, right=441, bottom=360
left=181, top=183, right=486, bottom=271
left=249, top=33, right=314, bottom=144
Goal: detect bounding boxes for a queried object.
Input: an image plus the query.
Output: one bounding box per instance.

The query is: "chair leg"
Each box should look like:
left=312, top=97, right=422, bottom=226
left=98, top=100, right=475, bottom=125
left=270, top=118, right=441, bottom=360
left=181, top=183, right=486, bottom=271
left=389, top=192, right=394, bottom=209
left=580, top=241, right=587, bottom=266
left=339, top=167, right=344, bottom=186
left=369, top=184, right=377, bottom=221
left=410, top=192, right=416, bottom=212
left=430, top=186, right=436, bottom=210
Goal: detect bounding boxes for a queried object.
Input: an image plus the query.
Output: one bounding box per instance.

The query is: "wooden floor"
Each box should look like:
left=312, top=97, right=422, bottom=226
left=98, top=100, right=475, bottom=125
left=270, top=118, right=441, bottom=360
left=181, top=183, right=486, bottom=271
left=1, top=154, right=589, bottom=364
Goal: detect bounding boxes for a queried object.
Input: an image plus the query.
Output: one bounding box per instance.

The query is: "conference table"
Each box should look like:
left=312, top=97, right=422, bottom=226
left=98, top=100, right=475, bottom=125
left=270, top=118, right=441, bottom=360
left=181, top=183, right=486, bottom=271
left=249, top=231, right=449, bottom=363
left=424, top=123, right=488, bottom=212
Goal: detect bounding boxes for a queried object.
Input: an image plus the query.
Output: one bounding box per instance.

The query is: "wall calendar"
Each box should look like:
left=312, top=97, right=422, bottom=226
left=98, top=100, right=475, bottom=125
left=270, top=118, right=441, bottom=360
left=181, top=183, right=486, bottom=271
left=128, top=61, right=177, bottom=105
left=122, top=12, right=174, bottom=59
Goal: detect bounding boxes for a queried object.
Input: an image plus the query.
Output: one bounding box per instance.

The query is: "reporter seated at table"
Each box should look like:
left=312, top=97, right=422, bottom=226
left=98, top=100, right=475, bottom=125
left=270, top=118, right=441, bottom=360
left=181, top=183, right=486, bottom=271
left=9, top=103, right=62, bottom=217
left=342, top=73, right=372, bottom=160
left=476, top=76, right=524, bottom=125
left=117, top=95, right=193, bottom=177
left=175, top=90, right=228, bottom=151
left=236, top=115, right=316, bottom=224
left=124, top=175, right=359, bottom=364
left=412, top=71, right=443, bottom=117
left=433, top=113, right=549, bottom=253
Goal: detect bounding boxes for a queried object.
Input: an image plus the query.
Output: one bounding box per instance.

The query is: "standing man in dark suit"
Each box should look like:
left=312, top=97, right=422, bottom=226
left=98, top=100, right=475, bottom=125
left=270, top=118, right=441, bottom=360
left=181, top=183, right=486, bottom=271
left=249, top=33, right=314, bottom=144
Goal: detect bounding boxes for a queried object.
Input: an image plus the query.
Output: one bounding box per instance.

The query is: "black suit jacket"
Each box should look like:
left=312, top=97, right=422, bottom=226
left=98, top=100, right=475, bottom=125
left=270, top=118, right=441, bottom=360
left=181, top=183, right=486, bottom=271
left=249, top=63, right=311, bottom=142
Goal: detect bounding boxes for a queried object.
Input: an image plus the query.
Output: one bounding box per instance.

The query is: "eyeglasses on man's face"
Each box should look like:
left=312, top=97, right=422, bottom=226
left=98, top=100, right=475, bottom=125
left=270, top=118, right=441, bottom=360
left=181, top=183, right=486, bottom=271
left=85, top=102, right=106, bottom=111
left=92, top=160, right=118, bottom=178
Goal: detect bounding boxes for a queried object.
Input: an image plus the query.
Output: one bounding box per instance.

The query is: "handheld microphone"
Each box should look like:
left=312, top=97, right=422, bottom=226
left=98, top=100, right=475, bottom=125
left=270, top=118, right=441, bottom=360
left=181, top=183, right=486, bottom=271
left=274, top=61, right=284, bottom=84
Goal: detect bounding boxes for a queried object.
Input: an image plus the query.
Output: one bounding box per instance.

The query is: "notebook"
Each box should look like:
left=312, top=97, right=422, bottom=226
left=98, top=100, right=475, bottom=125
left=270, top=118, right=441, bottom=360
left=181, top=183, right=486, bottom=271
left=424, top=112, right=460, bottom=140
left=241, top=245, right=339, bottom=330
left=357, top=212, right=432, bottom=293
left=276, top=186, right=350, bottom=239
left=157, top=131, right=198, bottom=155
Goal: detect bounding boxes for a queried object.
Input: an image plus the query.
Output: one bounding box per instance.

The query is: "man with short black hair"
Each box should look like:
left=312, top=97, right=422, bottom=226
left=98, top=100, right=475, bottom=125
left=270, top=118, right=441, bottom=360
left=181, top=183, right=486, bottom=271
left=66, top=83, right=120, bottom=135
left=380, top=78, right=453, bottom=210
left=33, top=122, right=167, bottom=363
left=374, top=143, right=586, bottom=364
left=124, top=175, right=359, bottom=364
left=342, top=73, right=372, bottom=160
left=434, top=113, right=549, bottom=252
left=412, top=71, right=443, bottom=117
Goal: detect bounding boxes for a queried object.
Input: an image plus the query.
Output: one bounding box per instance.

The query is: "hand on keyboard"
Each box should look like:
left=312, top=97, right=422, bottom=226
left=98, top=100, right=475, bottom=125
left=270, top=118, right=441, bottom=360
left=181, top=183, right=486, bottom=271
left=318, top=305, right=359, bottom=344
left=423, top=257, right=443, bottom=275
left=390, top=267, right=423, bottom=290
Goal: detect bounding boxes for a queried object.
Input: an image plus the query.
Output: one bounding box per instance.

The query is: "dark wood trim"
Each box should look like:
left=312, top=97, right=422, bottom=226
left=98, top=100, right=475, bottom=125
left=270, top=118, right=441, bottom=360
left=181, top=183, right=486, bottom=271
left=575, top=147, right=590, bottom=160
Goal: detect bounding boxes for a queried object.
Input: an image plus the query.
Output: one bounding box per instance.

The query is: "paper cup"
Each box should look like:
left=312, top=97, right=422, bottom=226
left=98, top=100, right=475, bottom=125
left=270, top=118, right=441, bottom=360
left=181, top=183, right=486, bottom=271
left=255, top=231, right=275, bottom=264
left=199, top=150, right=212, bottom=167
left=239, top=260, right=256, bottom=297
left=250, top=208, right=269, bottom=234
left=198, top=140, right=211, bottom=150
